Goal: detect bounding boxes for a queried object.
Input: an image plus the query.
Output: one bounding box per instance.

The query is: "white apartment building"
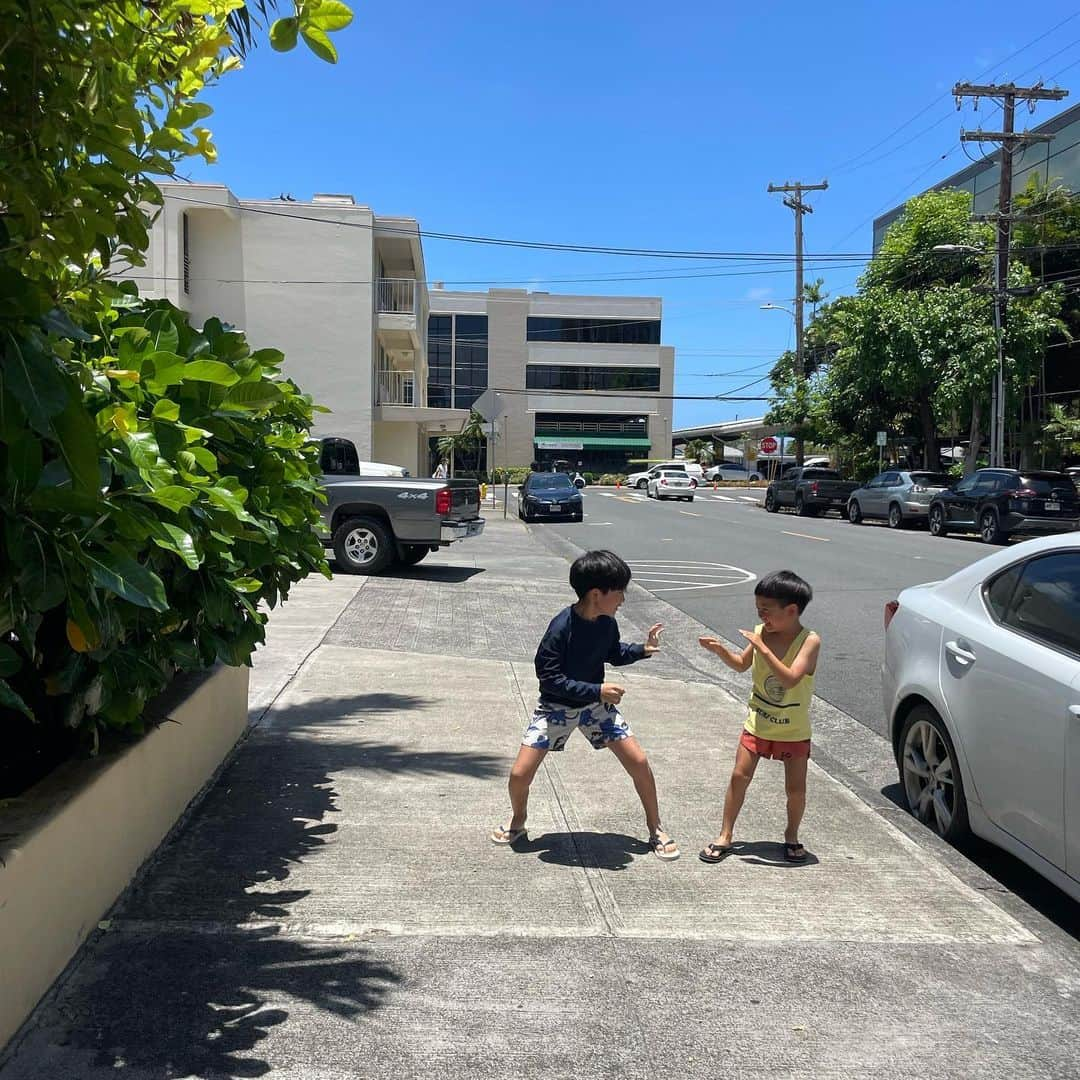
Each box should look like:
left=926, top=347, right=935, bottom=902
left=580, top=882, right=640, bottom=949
left=132, top=184, right=675, bottom=475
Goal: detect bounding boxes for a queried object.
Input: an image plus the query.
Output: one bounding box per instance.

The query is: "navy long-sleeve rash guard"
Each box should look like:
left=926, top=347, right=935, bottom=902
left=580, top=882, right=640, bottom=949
left=534, top=605, right=648, bottom=706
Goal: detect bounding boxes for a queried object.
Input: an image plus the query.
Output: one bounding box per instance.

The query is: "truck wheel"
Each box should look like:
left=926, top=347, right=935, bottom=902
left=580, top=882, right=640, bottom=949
left=332, top=516, right=395, bottom=574
left=399, top=544, right=430, bottom=566
left=795, top=494, right=811, bottom=517
left=765, top=490, right=778, bottom=513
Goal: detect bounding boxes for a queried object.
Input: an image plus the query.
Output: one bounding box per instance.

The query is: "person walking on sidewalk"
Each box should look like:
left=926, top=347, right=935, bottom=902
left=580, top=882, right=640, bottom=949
left=490, top=549, right=680, bottom=860
left=697, top=570, right=820, bottom=864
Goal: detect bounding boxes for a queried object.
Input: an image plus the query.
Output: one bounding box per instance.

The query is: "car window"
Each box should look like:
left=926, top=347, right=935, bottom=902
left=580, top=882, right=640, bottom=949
left=1020, top=474, right=1077, bottom=495
left=320, top=437, right=360, bottom=475
left=660, top=470, right=687, bottom=478
left=910, top=472, right=952, bottom=488
left=527, top=475, right=575, bottom=492
left=972, top=475, right=1001, bottom=495
left=1001, top=552, right=1080, bottom=656
left=954, top=477, right=977, bottom=494
left=985, top=564, right=1023, bottom=622
left=803, top=469, right=841, bottom=480
left=882, top=472, right=901, bottom=485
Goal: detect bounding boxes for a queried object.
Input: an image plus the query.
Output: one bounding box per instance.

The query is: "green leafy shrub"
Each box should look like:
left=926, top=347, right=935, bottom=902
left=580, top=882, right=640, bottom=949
left=1, top=297, right=329, bottom=791
left=599, top=473, right=627, bottom=486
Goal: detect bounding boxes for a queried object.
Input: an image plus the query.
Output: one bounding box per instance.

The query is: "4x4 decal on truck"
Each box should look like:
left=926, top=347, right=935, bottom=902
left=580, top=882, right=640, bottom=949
left=396, top=492, right=429, bottom=500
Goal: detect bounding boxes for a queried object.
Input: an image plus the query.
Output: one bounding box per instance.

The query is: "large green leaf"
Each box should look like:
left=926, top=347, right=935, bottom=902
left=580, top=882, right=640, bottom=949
left=182, top=360, right=240, bottom=386
left=222, top=381, right=284, bottom=410
left=52, top=381, right=102, bottom=496
left=85, top=548, right=169, bottom=612
left=150, top=523, right=201, bottom=569
left=302, top=26, right=337, bottom=63
left=308, top=0, right=353, bottom=31
left=0, top=643, right=22, bottom=678
left=142, top=485, right=196, bottom=512
left=5, top=434, right=43, bottom=497
left=2, top=332, right=69, bottom=433
left=0, top=678, right=34, bottom=721
left=270, top=16, right=299, bottom=51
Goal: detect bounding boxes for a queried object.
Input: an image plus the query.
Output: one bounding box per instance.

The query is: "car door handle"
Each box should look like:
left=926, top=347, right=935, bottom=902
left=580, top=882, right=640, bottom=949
left=945, top=640, right=977, bottom=666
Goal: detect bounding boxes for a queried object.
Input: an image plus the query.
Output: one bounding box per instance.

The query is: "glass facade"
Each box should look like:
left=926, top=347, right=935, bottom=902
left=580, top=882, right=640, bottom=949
left=526, top=365, right=661, bottom=392
left=526, top=316, right=661, bottom=345
left=426, top=313, right=488, bottom=409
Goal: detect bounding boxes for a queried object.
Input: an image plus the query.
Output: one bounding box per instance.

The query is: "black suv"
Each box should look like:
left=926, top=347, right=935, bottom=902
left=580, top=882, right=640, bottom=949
left=928, top=468, right=1079, bottom=543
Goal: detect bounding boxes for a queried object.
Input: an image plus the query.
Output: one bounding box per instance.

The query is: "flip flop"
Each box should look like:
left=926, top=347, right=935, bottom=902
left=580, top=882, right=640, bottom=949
left=783, top=841, right=808, bottom=863
left=490, top=825, right=527, bottom=845
left=698, top=843, right=733, bottom=864
left=648, top=832, right=681, bottom=861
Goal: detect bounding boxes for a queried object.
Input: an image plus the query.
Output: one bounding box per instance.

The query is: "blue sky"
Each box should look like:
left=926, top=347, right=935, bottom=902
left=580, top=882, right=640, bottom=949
left=186, top=2, right=1080, bottom=428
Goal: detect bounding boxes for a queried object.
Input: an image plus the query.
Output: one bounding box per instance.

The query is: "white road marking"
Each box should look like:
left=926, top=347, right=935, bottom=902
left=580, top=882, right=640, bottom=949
left=679, top=510, right=701, bottom=517
left=627, top=560, right=756, bottom=593
left=710, top=495, right=737, bottom=502
left=739, top=496, right=759, bottom=503
left=782, top=530, right=831, bottom=542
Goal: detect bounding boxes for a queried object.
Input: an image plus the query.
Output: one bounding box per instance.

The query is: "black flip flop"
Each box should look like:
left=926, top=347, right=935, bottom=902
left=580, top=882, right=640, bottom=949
left=783, top=841, right=808, bottom=863
left=698, top=843, right=732, bottom=864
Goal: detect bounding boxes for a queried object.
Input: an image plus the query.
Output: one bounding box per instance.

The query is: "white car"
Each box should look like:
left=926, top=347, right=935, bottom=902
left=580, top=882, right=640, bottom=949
left=627, top=463, right=696, bottom=490
left=647, top=469, right=695, bottom=502
left=704, top=462, right=763, bottom=483
left=882, top=533, right=1080, bottom=902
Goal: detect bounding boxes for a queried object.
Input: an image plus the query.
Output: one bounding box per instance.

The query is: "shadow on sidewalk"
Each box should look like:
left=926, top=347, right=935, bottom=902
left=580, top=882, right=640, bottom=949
left=514, top=831, right=650, bottom=871
left=15, top=694, right=504, bottom=1077
left=725, top=840, right=821, bottom=868
left=328, top=560, right=486, bottom=584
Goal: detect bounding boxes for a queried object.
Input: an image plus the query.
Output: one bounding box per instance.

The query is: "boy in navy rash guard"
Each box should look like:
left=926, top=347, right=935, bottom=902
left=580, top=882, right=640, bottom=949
left=490, top=550, right=679, bottom=860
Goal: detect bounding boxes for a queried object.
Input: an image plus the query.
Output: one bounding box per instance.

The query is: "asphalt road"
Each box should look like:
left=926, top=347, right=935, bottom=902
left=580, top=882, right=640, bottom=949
left=522, top=485, right=992, bottom=737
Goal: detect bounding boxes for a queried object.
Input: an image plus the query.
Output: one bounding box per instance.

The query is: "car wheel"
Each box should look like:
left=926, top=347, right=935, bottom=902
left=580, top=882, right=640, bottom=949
left=898, top=704, right=969, bottom=843
left=979, top=508, right=1005, bottom=544
left=765, top=490, right=778, bottom=513
left=887, top=503, right=904, bottom=529
left=928, top=505, right=947, bottom=537
left=847, top=500, right=863, bottom=524
left=399, top=544, right=430, bottom=566
left=689, top=478, right=698, bottom=489
left=636, top=479, right=648, bottom=489
left=795, top=494, right=811, bottom=517
left=332, top=516, right=395, bottom=575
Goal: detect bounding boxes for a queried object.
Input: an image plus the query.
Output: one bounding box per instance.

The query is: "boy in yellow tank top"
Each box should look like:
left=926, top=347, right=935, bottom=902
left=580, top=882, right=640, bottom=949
left=696, top=570, right=820, bottom=864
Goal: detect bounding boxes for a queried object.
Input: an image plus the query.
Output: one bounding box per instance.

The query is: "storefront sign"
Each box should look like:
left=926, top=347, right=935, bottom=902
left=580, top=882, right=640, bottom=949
left=535, top=440, right=583, bottom=450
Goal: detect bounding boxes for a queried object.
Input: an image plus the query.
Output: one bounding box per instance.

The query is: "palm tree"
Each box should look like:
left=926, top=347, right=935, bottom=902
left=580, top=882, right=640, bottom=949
left=682, top=438, right=711, bottom=465
left=437, top=409, right=488, bottom=477
left=803, top=278, right=829, bottom=323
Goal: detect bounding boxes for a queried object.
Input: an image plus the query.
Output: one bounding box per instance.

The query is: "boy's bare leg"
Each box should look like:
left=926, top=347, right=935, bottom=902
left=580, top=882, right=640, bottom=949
left=505, top=745, right=547, bottom=832
left=783, top=756, right=808, bottom=845
left=606, top=737, right=676, bottom=851
left=713, top=743, right=760, bottom=847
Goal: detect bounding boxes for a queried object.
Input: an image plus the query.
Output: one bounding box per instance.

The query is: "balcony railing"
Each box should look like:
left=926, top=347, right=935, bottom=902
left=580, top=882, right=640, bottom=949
left=377, top=369, right=415, bottom=406
left=534, top=421, right=647, bottom=435
left=377, top=278, right=417, bottom=316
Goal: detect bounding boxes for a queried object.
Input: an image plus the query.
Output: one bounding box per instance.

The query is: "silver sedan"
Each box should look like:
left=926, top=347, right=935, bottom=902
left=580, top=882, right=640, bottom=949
left=882, top=533, right=1080, bottom=901
left=848, top=470, right=953, bottom=528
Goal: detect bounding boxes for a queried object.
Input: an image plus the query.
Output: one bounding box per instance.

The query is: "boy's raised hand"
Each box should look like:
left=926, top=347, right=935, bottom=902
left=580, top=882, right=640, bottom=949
left=738, top=628, right=765, bottom=652
left=698, top=635, right=722, bottom=653
left=644, top=623, right=665, bottom=654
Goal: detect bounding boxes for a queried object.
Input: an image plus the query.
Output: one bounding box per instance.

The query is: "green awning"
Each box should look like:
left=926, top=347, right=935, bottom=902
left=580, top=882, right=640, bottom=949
left=534, top=436, right=652, bottom=448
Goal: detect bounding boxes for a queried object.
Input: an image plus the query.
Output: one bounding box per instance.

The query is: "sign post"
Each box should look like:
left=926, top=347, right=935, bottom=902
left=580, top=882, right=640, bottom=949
left=876, top=430, right=887, bottom=471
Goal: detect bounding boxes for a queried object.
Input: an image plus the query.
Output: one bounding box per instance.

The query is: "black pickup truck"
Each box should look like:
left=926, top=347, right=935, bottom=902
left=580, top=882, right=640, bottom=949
left=765, top=467, right=859, bottom=517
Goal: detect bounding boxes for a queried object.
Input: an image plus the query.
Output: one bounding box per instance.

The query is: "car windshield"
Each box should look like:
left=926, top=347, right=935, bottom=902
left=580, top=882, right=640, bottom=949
left=1021, top=474, right=1077, bottom=495
left=528, top=475, right=575, bottom=491
left=910, top=473, right=952, bottom=487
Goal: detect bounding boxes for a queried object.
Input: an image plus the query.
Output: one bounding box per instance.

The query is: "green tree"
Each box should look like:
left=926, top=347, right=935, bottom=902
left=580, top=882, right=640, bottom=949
left=682, top=438, right=712, bottom=465
left=437, top=410, right=488, bottom=477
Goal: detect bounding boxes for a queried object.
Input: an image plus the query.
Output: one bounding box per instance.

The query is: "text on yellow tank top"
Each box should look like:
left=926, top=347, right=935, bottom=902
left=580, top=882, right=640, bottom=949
left=745, top=624, right=814, bottom=741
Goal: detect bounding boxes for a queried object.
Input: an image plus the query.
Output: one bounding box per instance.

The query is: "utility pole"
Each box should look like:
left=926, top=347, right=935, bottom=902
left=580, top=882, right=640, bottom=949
left=954, top=81, right=1067, bottom=466
left=768, top=180, right=828, bottom=466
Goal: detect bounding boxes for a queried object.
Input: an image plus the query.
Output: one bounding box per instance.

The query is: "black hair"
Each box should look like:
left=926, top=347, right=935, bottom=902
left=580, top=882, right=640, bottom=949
left=754, top=569, right=812, bottom=613
left=569, top=549, right=632, bottom=599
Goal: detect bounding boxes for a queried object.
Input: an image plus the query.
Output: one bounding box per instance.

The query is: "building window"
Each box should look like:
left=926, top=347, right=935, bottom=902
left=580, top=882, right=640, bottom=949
left=527, top=316, right=660, bottom=345
left=427, top=313, right=488, bottom=409
left=526, top=365, right=661, bottom=392
left=182, top=213, right=190, bottom=294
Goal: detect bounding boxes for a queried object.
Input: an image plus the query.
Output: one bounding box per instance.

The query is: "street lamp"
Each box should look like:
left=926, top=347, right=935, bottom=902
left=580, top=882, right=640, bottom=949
left=760, top=303, right=802, bottom=466
left=932, top=243, right=1004, bottom=468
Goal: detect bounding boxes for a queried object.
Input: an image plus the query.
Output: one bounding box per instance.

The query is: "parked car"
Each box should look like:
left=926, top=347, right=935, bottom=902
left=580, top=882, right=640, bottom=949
left=847, top=470, right=953, bottom=528
left=780, top=456, right=831, bottom=475
left=518, top=472, right=583, bottom=522
left=646, top=468, right=695, bottom=502
left=764, top=467, right=860, bottom=517
left=316, top=438, right=484, bottom=575
left=882, top=534, right=1080, bottom=902
left=704, top=462, right=763, bottom=483
left=627, top=463, right=689, bottom=490
left=928, top=468, right=1079, bottom=544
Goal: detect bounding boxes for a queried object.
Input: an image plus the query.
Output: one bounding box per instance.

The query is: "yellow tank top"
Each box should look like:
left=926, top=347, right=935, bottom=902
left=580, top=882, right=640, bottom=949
left=745, top=624, right=814, bottom=741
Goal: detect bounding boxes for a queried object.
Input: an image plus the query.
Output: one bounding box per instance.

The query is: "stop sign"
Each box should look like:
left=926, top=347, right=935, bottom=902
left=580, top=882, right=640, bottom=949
left=760, top=436, right=778, bottom=454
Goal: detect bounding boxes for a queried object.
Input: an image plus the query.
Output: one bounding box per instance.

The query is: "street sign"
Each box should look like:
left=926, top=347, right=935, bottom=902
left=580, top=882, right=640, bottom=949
left=760, top=436, right=778, bottom=454
left=876, top=431, right=887, bottom=447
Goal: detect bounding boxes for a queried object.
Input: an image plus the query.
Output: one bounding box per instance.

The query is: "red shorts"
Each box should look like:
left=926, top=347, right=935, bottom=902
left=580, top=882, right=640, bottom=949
left=740, top=730, right=811, bottom=760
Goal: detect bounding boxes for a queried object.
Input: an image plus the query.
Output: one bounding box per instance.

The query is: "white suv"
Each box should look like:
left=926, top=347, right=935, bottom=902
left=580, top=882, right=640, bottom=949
left=627, top=462, right=700, bottom=489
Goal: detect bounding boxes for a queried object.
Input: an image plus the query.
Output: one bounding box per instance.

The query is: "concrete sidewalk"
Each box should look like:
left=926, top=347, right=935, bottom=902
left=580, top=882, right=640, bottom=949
left=2, top=519, right=1078, bottom=1079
